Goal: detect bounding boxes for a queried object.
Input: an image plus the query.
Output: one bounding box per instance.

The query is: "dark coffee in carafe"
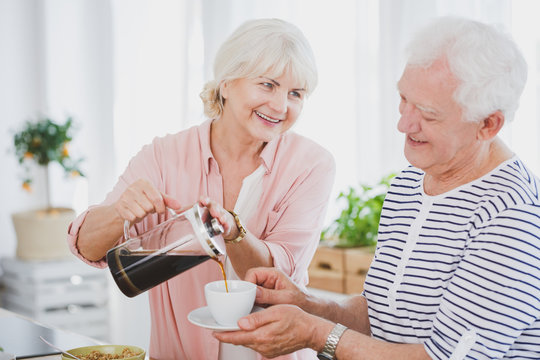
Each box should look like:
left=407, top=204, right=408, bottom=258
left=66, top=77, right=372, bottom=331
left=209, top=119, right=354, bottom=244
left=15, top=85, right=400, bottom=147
left=107, top=251, right=212, bottom=297
left=106, top=204, right=225, bottom=297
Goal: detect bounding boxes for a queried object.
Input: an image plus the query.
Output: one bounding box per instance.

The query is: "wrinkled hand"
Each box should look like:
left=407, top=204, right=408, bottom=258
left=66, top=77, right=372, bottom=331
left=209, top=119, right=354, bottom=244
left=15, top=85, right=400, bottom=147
left=199, top=197, right=238, bottom=241
left=115, top=179, right=182, bottom=224
left=245, top=267, right=308, bottom=308
left=214, top=304, right=326, bottom=358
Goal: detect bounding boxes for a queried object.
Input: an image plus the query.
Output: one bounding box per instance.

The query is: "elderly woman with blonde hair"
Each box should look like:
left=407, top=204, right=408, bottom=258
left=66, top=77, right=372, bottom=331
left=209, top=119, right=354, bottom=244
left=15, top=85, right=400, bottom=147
left=67, top=18, right=335, bottom=360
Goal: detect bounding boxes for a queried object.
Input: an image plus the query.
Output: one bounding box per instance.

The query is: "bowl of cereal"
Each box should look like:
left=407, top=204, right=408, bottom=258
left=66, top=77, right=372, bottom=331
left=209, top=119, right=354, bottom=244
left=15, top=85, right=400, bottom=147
left=60, top=345, right=145, bottom=360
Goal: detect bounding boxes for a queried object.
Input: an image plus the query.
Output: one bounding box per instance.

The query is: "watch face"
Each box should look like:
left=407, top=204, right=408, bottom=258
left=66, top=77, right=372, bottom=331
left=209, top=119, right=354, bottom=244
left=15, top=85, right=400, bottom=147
left=317, top=354, right=333, bottom=360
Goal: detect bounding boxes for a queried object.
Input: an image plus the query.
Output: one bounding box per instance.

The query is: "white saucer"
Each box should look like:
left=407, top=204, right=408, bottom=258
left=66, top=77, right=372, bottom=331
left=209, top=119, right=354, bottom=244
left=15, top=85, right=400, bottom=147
left=188, top=306, right=263, bottom=331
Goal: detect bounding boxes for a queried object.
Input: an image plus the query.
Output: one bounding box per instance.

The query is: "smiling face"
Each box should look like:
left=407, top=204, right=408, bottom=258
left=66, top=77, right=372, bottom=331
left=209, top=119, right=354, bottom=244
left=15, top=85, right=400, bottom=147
left=220, top=70, right=305, bottom=143
left=396, top=59, right=485, bottom=177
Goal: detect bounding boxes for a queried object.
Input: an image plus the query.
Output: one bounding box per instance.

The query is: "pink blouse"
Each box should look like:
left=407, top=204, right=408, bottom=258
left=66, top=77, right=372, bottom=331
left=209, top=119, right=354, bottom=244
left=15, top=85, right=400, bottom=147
left=67, top=119, right=335, bottom=360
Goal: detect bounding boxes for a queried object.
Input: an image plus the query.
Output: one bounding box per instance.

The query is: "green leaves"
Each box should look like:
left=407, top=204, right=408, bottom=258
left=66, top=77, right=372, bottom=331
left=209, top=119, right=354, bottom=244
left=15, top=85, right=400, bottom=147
left=12, top=116, right=85, bottom=191
left=323, top=173, right=395, bottom=247
left=14, top=117, right=72, bottom=166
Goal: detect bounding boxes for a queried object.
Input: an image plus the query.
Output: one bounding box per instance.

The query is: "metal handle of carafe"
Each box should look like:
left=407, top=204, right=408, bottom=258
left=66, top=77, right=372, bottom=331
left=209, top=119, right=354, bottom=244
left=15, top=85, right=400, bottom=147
left=190, top=204, right=225, bottom=257
left=123, top=207, right=178, bottom=241
left=208, top=217, right=224, bottom=238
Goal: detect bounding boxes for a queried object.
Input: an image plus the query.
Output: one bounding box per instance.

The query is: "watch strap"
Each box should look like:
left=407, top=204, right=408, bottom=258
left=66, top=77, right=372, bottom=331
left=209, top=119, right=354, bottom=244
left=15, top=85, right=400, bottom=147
left=226, top=210, right=246, bottom=243
left=317, top=323, right=347, bottom=360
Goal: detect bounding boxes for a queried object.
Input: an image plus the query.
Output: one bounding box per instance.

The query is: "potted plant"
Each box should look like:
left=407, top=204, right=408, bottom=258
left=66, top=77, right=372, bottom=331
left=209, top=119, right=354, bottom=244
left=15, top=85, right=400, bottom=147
left=309, top=173, right=395, bottom=294
left=11, top=116, right=84, bottom=260
left=322, top=172, right=395, bottom=248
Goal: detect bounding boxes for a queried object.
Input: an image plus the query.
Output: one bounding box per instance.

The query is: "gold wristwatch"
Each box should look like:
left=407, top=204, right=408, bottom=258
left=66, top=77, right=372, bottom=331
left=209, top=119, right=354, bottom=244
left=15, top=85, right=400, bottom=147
left=226, top=210, right=246, bottom=243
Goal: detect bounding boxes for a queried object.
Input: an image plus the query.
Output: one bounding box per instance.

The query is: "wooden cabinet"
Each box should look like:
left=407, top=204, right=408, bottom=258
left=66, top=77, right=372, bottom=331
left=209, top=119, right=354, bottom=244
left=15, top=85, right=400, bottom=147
left=308, top=245, right=374, bottom=294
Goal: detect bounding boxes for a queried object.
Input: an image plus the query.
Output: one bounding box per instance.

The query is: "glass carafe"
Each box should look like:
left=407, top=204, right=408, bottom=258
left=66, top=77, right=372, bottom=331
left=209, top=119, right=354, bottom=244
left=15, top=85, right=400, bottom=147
left=106, top=204, right=225, bottom=297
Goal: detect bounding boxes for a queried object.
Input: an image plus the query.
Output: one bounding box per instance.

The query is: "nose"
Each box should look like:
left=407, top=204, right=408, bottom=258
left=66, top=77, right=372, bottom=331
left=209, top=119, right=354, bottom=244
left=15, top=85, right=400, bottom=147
left=397, top=102, right=421, bottom=134
left=269, top=90, right=288, bottom=114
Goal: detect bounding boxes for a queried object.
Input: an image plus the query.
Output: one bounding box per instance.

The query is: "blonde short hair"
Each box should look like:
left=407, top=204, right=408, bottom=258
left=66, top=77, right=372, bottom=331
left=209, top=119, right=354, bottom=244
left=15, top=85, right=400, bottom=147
left=200, top=18, right=318, bottom=119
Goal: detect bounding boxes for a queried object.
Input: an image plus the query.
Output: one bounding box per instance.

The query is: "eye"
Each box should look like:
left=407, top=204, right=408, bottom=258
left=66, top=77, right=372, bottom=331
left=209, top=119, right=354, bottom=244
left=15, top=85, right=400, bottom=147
left=289, top=90, right=302, bottom=99
left=261, top=82, right=274, bottom=89
left=420, top=111, right=437, bottom=122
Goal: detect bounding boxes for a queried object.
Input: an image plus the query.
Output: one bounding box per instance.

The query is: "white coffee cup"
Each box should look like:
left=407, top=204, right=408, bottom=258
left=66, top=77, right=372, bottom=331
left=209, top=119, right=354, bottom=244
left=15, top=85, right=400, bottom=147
left=205, top=280, right=256, bottom=327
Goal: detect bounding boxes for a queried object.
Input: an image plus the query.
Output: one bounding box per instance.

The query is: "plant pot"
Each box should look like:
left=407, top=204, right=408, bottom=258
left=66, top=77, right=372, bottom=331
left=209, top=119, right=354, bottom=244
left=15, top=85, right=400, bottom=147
left=11, top=207, right=76, bottom=260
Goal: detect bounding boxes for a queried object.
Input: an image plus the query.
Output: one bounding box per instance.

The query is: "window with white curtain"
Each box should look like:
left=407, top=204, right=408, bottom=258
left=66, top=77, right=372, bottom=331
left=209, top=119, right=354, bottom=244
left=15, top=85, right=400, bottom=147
left=111, top=0, right=540, bottom=229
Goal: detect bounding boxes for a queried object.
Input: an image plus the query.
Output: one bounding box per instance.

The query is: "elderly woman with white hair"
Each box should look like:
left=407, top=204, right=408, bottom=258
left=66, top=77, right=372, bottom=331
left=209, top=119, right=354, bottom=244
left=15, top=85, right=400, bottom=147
left=216, top=16, right=540, bottom=360
left=67, top=19, right=335, bottom=359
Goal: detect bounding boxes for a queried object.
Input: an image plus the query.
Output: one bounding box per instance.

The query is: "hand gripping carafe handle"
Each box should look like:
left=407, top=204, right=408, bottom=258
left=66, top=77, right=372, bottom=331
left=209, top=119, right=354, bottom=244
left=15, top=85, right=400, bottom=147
left=123, top=207, right=178, bottom=241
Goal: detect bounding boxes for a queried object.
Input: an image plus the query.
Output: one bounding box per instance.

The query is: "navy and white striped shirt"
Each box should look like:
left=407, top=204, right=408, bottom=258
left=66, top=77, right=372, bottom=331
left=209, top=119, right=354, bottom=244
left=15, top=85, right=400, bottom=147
left=364, top=156, right=540, bottom=360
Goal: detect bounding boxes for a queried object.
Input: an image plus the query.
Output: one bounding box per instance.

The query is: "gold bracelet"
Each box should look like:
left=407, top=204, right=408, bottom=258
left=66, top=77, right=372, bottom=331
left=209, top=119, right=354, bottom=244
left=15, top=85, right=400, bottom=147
left=226, top=210, right=246, bottom=243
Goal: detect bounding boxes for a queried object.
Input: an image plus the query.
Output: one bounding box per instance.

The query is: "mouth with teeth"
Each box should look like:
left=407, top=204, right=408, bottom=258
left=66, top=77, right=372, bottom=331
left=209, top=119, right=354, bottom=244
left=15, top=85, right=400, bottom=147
left=255, top=110, right=281, bottom=124
left=408, top=135, right=427, bottom=144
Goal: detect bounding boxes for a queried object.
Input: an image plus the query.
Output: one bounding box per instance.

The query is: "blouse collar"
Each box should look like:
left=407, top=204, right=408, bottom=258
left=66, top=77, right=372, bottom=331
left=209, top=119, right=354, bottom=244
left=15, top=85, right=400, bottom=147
left=199, top=118, right=282, bottom=176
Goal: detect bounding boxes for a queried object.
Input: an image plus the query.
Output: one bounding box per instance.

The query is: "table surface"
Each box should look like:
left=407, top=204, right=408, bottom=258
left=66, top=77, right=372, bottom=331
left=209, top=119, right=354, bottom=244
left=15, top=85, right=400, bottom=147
left=0, top=308, right=152, bottom=360
left=0, top=307, right=100, bottom=359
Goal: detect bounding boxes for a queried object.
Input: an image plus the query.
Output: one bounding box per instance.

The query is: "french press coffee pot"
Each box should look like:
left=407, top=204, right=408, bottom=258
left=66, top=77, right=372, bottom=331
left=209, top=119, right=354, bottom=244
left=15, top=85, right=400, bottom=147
left=106, top=203, right=225, bottom=297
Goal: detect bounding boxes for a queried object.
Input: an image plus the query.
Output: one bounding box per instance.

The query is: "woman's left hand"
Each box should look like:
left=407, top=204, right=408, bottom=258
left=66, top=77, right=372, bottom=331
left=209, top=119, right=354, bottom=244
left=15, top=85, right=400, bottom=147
left=199, top=197, right=238, bottom=241
left=213, top=304, right=332, bottom=358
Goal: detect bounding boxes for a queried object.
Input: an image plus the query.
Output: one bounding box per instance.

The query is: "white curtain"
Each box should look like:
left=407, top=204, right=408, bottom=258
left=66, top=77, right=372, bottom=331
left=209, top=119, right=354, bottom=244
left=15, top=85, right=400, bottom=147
left=0, top=0, right=115, bottom=257
left=112, top=0, right=204, bottom=172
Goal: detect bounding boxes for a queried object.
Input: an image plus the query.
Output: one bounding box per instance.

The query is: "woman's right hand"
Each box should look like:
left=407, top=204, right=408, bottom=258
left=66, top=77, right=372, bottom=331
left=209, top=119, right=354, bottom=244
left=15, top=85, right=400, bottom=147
left=77, top=179, right=181, bottom=262
left=114, top=179, right=182, bottom=224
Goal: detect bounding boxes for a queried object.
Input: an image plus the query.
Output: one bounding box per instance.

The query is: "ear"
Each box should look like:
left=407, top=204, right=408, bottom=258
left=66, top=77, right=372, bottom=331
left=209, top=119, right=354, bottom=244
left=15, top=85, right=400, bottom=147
left=477, top=110, right=505, bottom=140
left=220, top=81, right=230, bottom=100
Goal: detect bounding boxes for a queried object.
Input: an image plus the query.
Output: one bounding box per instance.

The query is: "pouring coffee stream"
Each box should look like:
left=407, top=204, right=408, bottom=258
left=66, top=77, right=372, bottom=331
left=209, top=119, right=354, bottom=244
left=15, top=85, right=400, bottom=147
left=107, top=204, right=228, bottom=297
left=213, top=257, right=229, bottom=293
